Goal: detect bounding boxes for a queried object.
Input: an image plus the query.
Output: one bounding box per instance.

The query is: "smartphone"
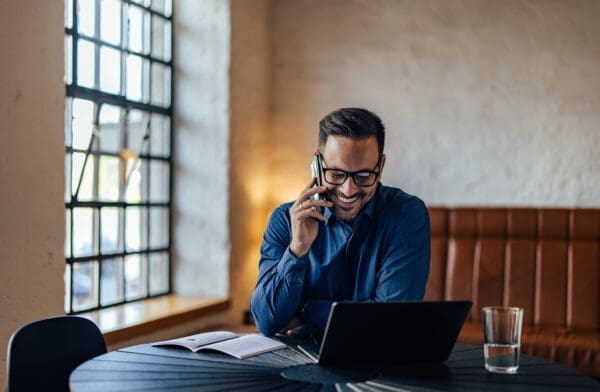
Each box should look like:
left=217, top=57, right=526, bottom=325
left=310, top=153, right=324, bottom=210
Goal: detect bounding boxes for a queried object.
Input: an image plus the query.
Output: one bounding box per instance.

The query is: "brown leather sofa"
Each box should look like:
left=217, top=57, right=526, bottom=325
left=425, top=207, right=599, bottom=377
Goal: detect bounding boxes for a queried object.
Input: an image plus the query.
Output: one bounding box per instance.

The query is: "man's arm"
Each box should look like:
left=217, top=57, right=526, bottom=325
left=250, top=206, right=307, bottom=337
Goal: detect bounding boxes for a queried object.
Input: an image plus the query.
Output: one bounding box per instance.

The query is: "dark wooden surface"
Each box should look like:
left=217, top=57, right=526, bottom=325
left=70, top=341, right=600, bottom=391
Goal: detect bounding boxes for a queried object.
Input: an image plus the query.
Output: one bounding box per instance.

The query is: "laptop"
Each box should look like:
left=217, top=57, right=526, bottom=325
left=294, top=300, right=472, bottom=367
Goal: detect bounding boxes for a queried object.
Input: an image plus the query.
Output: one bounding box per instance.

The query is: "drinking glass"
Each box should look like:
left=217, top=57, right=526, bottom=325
left=482, top=306, right=523, bottom=374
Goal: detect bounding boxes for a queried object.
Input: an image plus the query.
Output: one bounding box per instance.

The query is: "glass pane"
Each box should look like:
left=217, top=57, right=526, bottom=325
left=151, top=16, right=171, bottom=61
left=101, top=257, right=123, bottom=305
left=124, top=158, right=145, bottom=202
left=77, top=39, right=96, bottom=88
left=126, top=207, right=147, bottom=251
left=131, top=0, right=150, bottom=6
left=127, top=110, right=148, bottom=152
left=127, top=6, right=150, bottom=54
left=126, top=54, right=143, bottom=101
left=149, top=160, right=169, bottom=202
left=64, top=36, right=73, bottom=84
left=100, top=46, right=121, bottom=94
left=98, top=104, right=121, bottom=153
left=151, top=0, right=172, bottom=17
left=65, top=0, right=73, bottom=28
left=150, top=62, right=171, bottom=107
left=100, top=0, right=121, bottom=45
left=65, top=97, right=73, bottom=147
left=101, top=207, right=121, bottom=253
left=98, top=155, right=120, bottom=201
left=72, top=153, right=95, bottom=201
left=65, top=153, right=72, bottom=202
left=72, top=98, right=94, bottom=150
left=72, top=261, right=98, bottom=311
left=150, top=114, right=170, bottom=157
left=65, top=209, right=72, bottom=258
left=73, top=208, right=95, bottom=257
left=149, top=207, right=169, bottom=248
left=78, top=0, right=95, bottom=37
left=149, top=252, right=168, bottom=295
left=125, top=254, right=147, bottom=300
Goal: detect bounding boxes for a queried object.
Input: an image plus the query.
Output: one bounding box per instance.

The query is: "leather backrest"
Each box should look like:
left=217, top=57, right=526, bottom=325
left=427, top=206, right=600, bottom=332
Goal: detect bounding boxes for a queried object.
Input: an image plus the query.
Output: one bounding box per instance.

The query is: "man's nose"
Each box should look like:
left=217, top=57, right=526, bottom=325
left=339, top=175, right=359, bottom=196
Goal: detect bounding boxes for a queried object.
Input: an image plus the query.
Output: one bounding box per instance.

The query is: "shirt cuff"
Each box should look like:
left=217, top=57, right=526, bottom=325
left=276, top=247, right=308, bottom=283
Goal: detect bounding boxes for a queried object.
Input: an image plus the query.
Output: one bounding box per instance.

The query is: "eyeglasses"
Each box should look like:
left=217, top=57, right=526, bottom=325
left=318, top=153, right=381, bottom=187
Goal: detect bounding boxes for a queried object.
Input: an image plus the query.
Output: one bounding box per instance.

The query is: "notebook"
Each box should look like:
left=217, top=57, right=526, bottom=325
left=295, top=300, right=472, bottom=367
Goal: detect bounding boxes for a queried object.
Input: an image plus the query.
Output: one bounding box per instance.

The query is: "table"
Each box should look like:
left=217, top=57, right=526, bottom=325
left=70, top=338, right=600, bottom=391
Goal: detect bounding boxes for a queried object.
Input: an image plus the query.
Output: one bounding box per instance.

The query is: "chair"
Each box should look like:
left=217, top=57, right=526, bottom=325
left=6, top=315, right=107, bottom=392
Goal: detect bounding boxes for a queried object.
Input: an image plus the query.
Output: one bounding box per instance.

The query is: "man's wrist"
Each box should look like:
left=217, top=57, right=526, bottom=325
left=289, top=243, right=308, bottom=258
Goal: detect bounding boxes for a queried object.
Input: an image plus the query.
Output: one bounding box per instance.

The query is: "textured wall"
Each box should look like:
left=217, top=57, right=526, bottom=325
left=229, top=0, right=271, bottom=323
left=268, top=0, right=600, bottom=208
left=0, top=0, right=65, bottom=386
left=172, top=0, right=231, bottom=297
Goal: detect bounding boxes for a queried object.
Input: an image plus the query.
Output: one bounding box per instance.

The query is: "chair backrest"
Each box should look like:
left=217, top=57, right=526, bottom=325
left=6, top=315, right=107, bottom=392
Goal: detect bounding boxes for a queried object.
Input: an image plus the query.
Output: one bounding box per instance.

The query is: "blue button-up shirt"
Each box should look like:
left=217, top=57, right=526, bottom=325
left=250, top=184, right=430, bottom=337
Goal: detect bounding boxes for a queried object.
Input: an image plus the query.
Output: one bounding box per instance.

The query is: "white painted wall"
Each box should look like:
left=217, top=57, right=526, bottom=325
left=267, top=0, right=600, bottom=208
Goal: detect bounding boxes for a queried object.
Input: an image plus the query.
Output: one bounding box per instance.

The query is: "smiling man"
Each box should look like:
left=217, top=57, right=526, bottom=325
left=251, top=108, right=431, bottom=337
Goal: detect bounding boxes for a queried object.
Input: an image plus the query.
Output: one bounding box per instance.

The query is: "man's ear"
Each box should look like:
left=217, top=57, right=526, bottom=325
left=379, top=154, right=386, bottom=174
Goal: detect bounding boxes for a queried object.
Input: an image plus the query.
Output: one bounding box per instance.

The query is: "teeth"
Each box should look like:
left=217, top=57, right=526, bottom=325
left=338, top=195, right=358, bottom=203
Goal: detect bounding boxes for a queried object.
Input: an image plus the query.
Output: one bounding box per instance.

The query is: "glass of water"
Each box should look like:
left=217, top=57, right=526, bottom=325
left=482, top=306, right=524, bottom=374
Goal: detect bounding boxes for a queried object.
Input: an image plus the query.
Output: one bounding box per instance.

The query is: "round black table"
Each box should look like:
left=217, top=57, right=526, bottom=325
left=70, top=340, right=599, bottom=391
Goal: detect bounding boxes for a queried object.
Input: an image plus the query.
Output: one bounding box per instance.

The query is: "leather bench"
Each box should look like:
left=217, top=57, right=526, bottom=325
left=425, top=207, right=599, bottom=377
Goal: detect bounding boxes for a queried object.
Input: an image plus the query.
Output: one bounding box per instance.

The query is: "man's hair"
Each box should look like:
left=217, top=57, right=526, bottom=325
left=318, top=108, right=385, bottom=156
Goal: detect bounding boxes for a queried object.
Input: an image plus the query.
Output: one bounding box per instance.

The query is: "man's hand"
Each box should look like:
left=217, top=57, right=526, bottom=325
left=289, top=178, right=332, bottom=258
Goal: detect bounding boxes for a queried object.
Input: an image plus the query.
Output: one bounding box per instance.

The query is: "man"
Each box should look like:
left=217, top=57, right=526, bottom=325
left=251, top=108, right=430, bottom=337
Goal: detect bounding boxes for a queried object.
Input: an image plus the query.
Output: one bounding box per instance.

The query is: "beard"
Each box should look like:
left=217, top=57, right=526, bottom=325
left=326, top=188, right=371, bottom=223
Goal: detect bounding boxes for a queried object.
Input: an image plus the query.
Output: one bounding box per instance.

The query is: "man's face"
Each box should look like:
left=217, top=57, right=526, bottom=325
left=320, top=135, right=385, bottom=223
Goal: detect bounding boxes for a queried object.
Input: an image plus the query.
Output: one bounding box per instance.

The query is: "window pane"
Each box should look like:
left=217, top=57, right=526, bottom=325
left=77, top=39, right=96, bottom=88
left=65, top=0, right=73, bottom=29
left=127, top=5, right=150, bottom=54
left=100, top=46, right=121, bottom=94
left=65, top=97, right=73, bottom=147
left=125, top=254, right=147, bottom=300
left=149, top=207, right=169, bottom=248
left=72, top=261, right=98, bottom=311
left=150, top=62, right=171, bottom=107
left=149, top=252, right=168, bottom=295
left=78, top=0, right=96, bottom=37
left=127, top=109, right=148, bottom=152
left=101, top=257, right=123, bottom=305
left=98, top=155, right=120, bottom=201
left=149, top=160, right=169, bottom=202
left=72, top=153, right=95, bottom=201
left=65, top=36, right=73, bottom=84
left=65, top=153, right=72, bottom=202
left=150, top=114, right=170, bottom=157
left=73, top=208, right=95, bottom=257
left=72, top=98, right=94, bottom=150
left=101, top=207, right=121, bottom=253
left=98, top=104, right=121, bottom=153
left=151, top=0, right=172, bottom=17
left=100, top=0, right=121, bottom=45
left=65, top=209, right=72, bottom=258
left=151, top=16, right=171, bottom=61
left=126, top=207, right=147, bottom=251
left=124, top=158, right=145, bottom=202
left=126, top=54, right=143, bottom=101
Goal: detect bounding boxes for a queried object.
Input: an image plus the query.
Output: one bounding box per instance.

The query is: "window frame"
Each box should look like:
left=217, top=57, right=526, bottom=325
left=64, top=0, right=174, bottom=314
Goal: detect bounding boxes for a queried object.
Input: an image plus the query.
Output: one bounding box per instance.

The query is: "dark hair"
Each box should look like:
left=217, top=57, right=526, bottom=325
left=318, top=108, right=385, bottom=156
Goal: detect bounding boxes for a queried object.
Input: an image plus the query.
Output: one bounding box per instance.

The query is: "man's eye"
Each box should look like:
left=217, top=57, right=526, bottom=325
left=355, top=172, right=372, bottom=179
left=329, top=171, right=346, bottom=180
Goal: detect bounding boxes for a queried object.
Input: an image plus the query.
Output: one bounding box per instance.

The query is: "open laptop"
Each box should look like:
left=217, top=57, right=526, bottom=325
left=294, top=300, right=472, bottom=367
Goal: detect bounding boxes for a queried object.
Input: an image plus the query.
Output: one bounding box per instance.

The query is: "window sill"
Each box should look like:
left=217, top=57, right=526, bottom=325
left=80, top=295, right=230, bottom=345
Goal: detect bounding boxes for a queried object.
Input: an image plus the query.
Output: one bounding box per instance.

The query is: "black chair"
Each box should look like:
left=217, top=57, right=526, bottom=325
left=6, top=315, right=107, bottom=392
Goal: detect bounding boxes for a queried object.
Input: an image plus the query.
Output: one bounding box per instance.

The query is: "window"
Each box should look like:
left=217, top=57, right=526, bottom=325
left=64, top=0, right=173, bottom=313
